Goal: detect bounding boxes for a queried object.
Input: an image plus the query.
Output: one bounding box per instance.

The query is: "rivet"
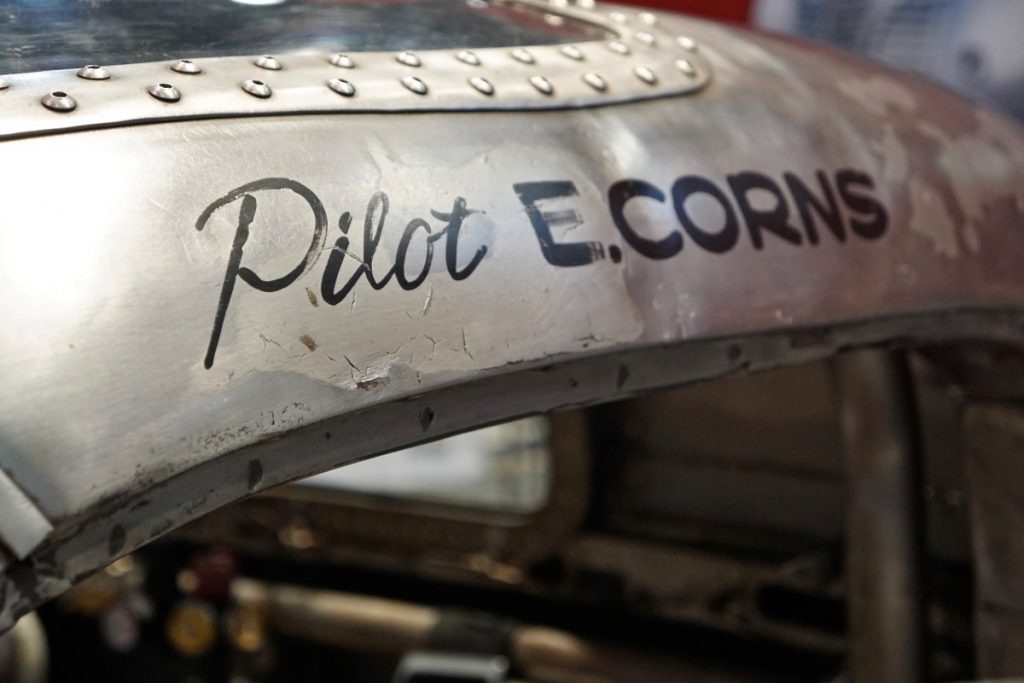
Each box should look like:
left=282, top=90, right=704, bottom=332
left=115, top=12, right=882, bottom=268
left=329, top=53, right=356, bottom=68
left=396, top=51, right=422, bottom=67
left=544, top=13, right=565, bottom=27
left=469, top=76, right=494, bottom=96
left=147, top=82, right=181, bottom=102
left=548, top=0, right=569, bottom=7
left=636, top=32, right=657, bottom=46
left=41, top=91, right=76, bottom=112
left=512, top=48, right=535, bottom=65
left=639, top=11, right=658, bottom=25
left=609, top=11, right=628, bottom=23
left=242, top=79, right=272, bottom=98
left=677, top=36, right=699, bottom=52
left=401, top=75, right=428, bottom=95
left=77, top=65, right=110, bottom=81
left=608, top=41, right=631, bottom=55
left=577, top=0, right=595, bottom=7
left=327, top=78, right=356, bottom=97
left=529, top=75, right=554, bottom=95
left=255, top=55, right=282, bottom=70
left=582, top=72, right=607, bottom=92
left=457, top=50, right=481, bottom=66
left=0, top=77, right=9, bottom=90
left=560, top=45, right=585, bottom=61
left=676, top=58, right=697, bottom=77
left=634, top=66, right=658, bottom=85
left=171, top=59, right=202, bottom=75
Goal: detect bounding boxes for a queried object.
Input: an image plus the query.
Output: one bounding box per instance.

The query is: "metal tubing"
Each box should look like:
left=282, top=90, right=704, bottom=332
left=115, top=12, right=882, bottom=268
left=834, top=350, right=926, bottom=682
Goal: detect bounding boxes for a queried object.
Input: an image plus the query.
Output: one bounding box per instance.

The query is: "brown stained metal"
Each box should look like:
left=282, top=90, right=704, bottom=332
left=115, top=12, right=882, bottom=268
left=963, top=404, right=1024, bottom=677
left=834, top=351, right=926, bottom=682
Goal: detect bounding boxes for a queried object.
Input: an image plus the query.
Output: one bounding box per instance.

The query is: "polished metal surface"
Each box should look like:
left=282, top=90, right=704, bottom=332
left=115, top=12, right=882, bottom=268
left=0, top=2, right=1023, bottom=635
left=0, top=1, right=712, bottom=140
left=0, top=0, right=610, bottom=74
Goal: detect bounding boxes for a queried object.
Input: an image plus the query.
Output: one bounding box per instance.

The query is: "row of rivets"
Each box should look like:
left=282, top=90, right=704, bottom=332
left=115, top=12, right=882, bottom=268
left=29, top=60, right=702, bottom=110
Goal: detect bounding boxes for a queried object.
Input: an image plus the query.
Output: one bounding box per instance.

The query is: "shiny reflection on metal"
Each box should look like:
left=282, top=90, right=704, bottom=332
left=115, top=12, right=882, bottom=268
left=639, top=12, right=658, bottom=26
left=0, top=5, right=716, bottom=136
left=254, top=55, right=283, bottom=71
left=544, top=12, right=565, bottom=27
left=608, top=41, right=631, bottom=56
left=400, top=75, right=428, bottom=95
left=326, top=78, right=355, bottom=97
left=147, top=83, right=181, bottom=103
left=511, top=48, right=535, bottom=65
left=469, top=76, right=495, bottom=96
left=636, top=31, right=657, bottom=46
left=40, top=91, right=76, bottom=112
left=676, top=58, right=696, bottom=77
left=396, top=51, right=422, bottom=68
left=582, top=72, right=607, bottom=92
left=171, top=59, right=203, bottom=75
left=76, top=65, right=110, bottom=81
left=560, top=45, right=584, bottom=61
left=528, top=74, right=554, bottom=95
left=677, top=36, right=698, bottom=52
left=456, top=50, right=481, bottom=66
left=241, top=79, right=272, bottom=98
left=634, top=66, right=657, bottom=85
left=0, top=78, right=9, bottom=90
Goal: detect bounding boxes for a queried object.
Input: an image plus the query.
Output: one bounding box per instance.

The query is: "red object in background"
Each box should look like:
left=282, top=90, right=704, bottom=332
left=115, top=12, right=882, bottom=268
left=613, top=0, right=752, bottom=24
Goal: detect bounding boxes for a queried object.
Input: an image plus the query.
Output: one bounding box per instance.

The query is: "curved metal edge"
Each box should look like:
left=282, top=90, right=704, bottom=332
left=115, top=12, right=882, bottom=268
left=0, top=2, right=711, bottom=141
left=1, top=308, right=1023, bottom=633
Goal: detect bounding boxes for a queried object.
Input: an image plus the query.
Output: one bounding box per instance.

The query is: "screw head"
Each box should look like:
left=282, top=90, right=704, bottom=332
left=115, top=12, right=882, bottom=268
left=469, top=76, right=495, bottom=96
left=608, top=41, right=631, bottom=56
left=41, top=91, right=76, bottom=112
left=327, top=78, right=356, bottom=97
left=400, top=75, right=428, bottom=95
left=511, top=48, right=535, bottom=65
left=241, top=79, right=272, bottom=98
left=677, top=36, right=699, bottom=52
left=77, top=65, right=110, bottom=80
left=171, top=59, right=202, bottom=75
left=529, top=75, right=554, bottom=95
left=560, top=45, right=584, bottom=61
left=634, top=66, right=658, bottom=85
left=396, top=51, right=422, bottom=67
left=456, top=50, right=481, bottom=66
left=254, top=55, right=282, bottom=71
left=676, top=58, right=696, bottom=77
left=582, top=72, right=608, bottom=92
left=329, top=53, right=355, bottom=68
left=147, top=83, right=181, bottom=102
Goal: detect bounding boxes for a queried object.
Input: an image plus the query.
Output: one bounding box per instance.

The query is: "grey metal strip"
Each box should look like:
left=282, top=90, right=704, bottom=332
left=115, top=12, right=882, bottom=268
left=0, top=467, right=52, bottom=560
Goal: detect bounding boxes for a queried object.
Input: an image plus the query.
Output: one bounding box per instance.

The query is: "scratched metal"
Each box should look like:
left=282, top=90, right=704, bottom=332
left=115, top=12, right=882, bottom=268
left=0, top=1, right=710, bottom=140
left=1, top=7, right=1024, bottom=631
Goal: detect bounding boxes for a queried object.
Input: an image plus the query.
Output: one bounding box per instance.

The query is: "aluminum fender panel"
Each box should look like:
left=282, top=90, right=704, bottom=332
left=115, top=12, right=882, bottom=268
left=1, top=14, right=1023, bottom=627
